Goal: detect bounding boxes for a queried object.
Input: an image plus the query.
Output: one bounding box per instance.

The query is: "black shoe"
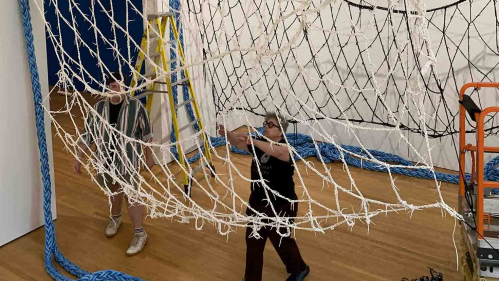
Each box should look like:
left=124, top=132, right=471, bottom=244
left=286, top=265, right=310, bottom=281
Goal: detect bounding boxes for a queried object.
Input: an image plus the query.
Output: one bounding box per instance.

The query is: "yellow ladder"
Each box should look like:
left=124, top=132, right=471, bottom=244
left=130, top=12, right=215, bottom=197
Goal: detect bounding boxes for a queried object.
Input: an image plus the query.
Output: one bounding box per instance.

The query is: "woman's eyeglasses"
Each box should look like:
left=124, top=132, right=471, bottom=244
left=263, top=121, right=279, bottom=129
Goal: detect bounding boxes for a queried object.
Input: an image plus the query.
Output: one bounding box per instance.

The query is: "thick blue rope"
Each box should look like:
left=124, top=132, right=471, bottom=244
left=169, top=0, right=202, bottom=162
left=19, top=0, right=144, bottom=280
left=188, top=128, right=499, bottom=193
left=169, top=0, right=180, bottom=159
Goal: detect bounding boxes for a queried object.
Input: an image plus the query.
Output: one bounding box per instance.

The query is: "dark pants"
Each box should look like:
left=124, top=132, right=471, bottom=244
left=244, top=197, right=306, bottom=281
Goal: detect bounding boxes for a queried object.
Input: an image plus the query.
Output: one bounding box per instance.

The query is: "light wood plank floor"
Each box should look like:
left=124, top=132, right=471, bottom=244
left=0, top=94, right=464, bottom=281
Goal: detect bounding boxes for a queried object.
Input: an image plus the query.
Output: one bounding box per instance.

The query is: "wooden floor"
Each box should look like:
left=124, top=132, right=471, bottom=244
left=0, top=94, right=465, bottom=281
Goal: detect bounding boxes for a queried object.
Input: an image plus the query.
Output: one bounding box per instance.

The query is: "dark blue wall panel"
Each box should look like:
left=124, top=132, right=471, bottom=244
left=44, top=0, right=143, bottom=91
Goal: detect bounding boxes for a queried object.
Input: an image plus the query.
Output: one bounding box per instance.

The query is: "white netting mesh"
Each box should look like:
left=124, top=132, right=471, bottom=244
left=35, top=0, right=474, bottom=237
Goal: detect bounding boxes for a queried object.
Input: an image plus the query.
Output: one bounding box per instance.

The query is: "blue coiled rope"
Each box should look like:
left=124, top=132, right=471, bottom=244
left=190, top=129, right=491, bottom=187
left=169, top=0, right=200, bottom=161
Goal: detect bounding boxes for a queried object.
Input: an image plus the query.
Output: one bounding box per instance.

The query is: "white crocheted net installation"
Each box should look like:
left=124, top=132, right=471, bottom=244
left=34, top=0, right=463, bottom=238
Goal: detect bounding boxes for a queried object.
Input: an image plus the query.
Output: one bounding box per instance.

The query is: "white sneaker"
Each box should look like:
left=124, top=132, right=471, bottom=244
left=105, top=216, right=122, bottom=237
left=126, top=231, right=147, bottom=256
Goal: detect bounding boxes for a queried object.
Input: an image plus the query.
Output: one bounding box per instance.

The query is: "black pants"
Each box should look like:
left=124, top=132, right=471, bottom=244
left=244, top=197, right=306, bottom=281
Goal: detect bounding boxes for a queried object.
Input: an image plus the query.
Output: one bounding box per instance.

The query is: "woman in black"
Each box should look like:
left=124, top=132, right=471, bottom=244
left=218, top=112, right=310, bottom=281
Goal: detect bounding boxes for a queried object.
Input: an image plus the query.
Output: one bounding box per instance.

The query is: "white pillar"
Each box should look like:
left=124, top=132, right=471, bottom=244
left=0, top=0, right=55, bottom=246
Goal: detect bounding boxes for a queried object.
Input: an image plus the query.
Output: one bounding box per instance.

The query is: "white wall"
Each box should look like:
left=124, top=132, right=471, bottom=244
left=163, top=0, right=499, bottom=172
left=0, top=0, right=56, bottom=246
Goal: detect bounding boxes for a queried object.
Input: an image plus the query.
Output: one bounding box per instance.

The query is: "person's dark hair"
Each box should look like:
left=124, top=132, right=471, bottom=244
left=107, top=72, right=126, bottom=85
left=264, top=112, right=289, bottom=132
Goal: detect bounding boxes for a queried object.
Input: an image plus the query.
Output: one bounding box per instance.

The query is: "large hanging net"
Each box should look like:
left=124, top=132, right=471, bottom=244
left=36, top=0, right=499, bottom=236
